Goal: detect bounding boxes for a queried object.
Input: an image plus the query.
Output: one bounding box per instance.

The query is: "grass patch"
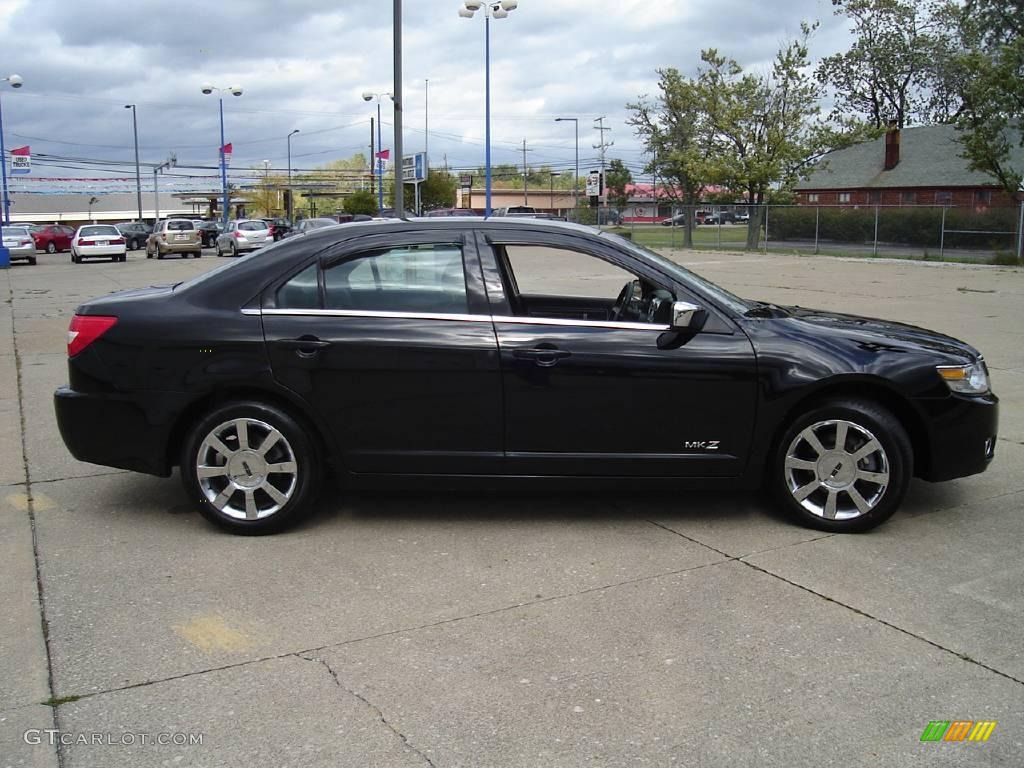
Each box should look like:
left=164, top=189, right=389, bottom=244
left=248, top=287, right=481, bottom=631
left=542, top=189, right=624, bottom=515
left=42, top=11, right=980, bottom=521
left=42, top=694, right=82, bottom=707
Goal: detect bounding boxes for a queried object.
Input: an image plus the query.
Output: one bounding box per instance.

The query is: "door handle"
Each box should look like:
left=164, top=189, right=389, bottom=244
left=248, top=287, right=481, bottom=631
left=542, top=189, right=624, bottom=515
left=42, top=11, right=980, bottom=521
left=277, top=337, right=332, bottom=357
left=512, top=347, right=571, bottom=367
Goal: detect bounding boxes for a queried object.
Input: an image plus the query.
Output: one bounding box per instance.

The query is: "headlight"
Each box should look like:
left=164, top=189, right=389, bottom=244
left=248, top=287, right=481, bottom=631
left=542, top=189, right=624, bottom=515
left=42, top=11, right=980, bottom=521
left=937, top=361, right=990, bottom=395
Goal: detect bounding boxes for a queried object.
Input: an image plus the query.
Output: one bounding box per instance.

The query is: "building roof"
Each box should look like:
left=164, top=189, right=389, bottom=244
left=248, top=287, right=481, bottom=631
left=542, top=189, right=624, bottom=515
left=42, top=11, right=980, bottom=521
left=796, top=124, right=1023, bottom=191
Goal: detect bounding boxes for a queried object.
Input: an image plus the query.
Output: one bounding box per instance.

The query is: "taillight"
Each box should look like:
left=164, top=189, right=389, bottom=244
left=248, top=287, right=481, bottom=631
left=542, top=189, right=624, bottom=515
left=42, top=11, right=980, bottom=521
left=79, top=239, right=94, bottom=246
left=21, top=239, right=32, bottom=246
left=110, top=237, right=125, bottom=245
left=233, top=230, right=243, bottom=239
left=67, top=315, right=118, bottom=357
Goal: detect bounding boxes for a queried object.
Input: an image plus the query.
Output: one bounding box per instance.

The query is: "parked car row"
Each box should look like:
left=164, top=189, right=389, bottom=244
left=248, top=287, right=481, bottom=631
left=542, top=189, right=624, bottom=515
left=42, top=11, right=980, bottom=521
left=660, top=210, right=753, bottom=226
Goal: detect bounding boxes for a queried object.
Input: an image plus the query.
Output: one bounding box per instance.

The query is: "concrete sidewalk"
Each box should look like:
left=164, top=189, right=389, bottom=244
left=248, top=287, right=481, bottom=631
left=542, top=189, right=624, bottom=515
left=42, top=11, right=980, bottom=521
left=2, top=249, right=1022, bottom=767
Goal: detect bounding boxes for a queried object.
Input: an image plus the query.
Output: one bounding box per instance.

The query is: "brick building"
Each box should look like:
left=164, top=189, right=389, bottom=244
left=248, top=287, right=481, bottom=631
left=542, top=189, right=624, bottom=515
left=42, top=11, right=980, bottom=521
left=795, top=124, right=1022, bottom=209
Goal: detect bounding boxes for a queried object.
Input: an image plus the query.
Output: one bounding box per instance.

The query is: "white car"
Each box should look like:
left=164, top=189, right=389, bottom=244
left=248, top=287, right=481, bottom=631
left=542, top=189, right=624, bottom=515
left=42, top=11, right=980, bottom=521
left=71, top=225, right=127, bottom=263
left=216, top=219, right=271, bottom=257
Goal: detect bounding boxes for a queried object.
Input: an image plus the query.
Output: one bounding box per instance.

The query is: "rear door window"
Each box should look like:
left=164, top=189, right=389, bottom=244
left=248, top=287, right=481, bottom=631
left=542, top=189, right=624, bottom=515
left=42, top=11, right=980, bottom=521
left=167, top=220, right=195, bottom=231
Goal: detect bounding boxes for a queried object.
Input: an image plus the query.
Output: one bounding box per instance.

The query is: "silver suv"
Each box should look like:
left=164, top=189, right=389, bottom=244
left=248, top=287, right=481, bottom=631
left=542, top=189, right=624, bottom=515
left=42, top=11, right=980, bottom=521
left=146, top=219, right=202, bottom=259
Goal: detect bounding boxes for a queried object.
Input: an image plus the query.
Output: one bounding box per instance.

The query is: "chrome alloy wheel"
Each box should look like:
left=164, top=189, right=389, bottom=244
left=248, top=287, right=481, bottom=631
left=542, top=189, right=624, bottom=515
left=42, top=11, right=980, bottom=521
left=784, top=419, right=890, bottom=521
left=195, top=418, right=298, bottom=520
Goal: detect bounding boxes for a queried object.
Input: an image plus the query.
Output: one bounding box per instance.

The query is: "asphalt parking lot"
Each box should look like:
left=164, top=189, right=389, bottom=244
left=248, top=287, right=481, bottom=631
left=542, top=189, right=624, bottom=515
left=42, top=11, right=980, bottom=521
left=2, top=245, right=1022, bottom=767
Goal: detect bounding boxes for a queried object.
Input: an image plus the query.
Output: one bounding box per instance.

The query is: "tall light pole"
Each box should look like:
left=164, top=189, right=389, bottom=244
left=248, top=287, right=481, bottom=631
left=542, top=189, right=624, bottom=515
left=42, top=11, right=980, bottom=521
left=201, top=82, right=243, bottom=226
left=459, top=0, right=519, bottom=217
left=287, top=129, right=299, bottom=223
left=124, top=104, right=143, bottom=222
left=0, top=73, right=23, bottom=269
left=555, top=117, right=578, bottom=218
left=362, top=91, right=393, bottom=212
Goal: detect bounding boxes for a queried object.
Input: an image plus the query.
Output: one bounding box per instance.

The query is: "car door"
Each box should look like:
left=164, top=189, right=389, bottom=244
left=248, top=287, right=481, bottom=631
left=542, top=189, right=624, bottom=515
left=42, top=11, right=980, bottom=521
left=262, top=229, right=503, bottom=476
left=476, top=229, right=758, bottom=478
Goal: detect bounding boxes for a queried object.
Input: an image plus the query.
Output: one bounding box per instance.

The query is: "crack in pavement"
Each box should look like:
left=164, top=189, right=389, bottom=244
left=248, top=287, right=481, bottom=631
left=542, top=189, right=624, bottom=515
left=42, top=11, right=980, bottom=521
left=644, top=517, right=1024, bottom=689
left=44, top=556, right=736, bottom=704
left=299, top=654, right=437, bottom=768
left=6, top=270, right=64, bottom=768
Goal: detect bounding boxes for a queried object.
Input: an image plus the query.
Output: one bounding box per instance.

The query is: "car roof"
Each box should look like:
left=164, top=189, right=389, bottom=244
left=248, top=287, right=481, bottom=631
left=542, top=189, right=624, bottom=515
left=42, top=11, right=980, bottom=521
left=297, top=217, right=597, bottom=245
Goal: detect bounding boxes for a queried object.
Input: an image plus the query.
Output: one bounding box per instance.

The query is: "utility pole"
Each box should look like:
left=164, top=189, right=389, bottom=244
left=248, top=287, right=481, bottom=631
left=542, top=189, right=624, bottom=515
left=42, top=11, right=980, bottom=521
left=424, top=78, right=429, bottom=165
left=521, top=139, right=531, bottom=205
left=369, top=117, right=375, bottom=197
left=152, top=154, right=175, bottom=222
left=593, top=116, right=613, bottom=206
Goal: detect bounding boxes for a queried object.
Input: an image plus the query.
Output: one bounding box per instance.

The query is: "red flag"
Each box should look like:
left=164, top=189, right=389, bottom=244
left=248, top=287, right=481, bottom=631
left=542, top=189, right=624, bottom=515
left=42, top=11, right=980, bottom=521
left=375, top=149, right=390, bottom=160
left=221, top=143, right=233, bottom=166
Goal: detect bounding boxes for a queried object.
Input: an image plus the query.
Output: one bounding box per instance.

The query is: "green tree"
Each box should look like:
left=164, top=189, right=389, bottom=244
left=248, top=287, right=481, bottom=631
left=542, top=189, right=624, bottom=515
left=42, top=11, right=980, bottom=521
left=699, top=25, right=831, bottom=248
left=948, top=0, right=1024, bottom=204
left=344, top=189, right=379, bottom=216
left=628, top=67, right=711, bottom=246
left=604, top=159, right=633, bottom=219
left=417, top=170, right=458, bottom=211
left=816, top=0, right=952, bottom=129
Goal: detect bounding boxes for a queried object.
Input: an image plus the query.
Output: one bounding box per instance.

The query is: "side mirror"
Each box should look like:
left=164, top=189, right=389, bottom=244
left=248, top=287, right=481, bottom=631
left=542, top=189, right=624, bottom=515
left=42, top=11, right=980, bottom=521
left=670, top=301, right=705, bottom=331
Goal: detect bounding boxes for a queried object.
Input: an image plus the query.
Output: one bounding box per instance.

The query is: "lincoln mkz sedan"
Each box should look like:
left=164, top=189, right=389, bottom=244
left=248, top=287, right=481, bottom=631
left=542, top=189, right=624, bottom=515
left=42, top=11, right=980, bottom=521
left=54, top=220, right=998, bottom=534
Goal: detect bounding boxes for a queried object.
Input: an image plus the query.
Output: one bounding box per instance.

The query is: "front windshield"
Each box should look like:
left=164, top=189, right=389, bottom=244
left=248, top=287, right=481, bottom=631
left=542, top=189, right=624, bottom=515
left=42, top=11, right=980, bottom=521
left=601, top=231, right=751, bottom=315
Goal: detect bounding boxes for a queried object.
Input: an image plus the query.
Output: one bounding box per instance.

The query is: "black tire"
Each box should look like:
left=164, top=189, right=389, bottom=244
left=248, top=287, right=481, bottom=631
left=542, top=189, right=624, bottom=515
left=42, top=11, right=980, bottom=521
left=71, top=251, right=79, bottom=264
left=29, top=257, right=37, bottom=266
left=231, top=243, right=238, bottom=258
left=46, top=241, right=57, bottom=254
left=771, top=399, right=912, bottom=533
left=180, top=401, right=322, bottom=535
left=193, top=250, right=203, bottom=258
left=156, top=249, right=164, bottom=260
left=216, top=243, right=224, bottom=257
left=130, top=238, right=140, bottom=251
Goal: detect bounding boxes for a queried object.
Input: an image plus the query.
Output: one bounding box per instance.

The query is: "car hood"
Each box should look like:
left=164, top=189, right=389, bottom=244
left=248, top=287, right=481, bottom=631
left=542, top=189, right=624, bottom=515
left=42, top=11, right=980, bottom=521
left=777, top=305, right=981, bottom=362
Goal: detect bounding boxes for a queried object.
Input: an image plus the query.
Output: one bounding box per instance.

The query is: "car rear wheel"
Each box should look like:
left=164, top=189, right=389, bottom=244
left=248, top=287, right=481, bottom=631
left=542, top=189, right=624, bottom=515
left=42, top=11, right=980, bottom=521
left=181, top=401, right=321, bottom=535
left=772, top=399, right=911, bottom=533
left=129, top=237, right=140, bottom=251
left=46, top=241, right=57, bottom=254
left=231, top=243, right=238, bottom=257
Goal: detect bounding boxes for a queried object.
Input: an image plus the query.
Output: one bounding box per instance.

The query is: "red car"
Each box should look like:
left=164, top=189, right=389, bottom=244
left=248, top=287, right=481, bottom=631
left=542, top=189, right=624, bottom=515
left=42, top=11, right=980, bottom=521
left=32, top=225, right=75, bottom=254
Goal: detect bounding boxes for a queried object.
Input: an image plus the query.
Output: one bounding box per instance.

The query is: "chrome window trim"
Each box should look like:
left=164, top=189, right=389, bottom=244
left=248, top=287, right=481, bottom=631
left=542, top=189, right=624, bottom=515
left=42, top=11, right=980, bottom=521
left=257, top=308, right=493, bottom=323
left=246, top=307, right=667, bottom=331
left=491, top=315, right=669, bottom=332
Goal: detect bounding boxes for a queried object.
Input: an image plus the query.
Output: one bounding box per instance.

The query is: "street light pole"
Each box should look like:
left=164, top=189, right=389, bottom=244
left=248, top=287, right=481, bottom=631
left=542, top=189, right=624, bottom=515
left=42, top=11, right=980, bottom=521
left=555, top=117, right=578, bottom=218
left=201, top=83, right=243, bottom=226
left=393, top=0, right=405, bottom=218
left=124, top=104, right=143, bottom=222
left=459, top=1, right=519, bottom=217
left=362, top=91, right=393, bottom=212
left=287, top=129, right=299, bottom=223
left=0, top=73, right=23, bottom=269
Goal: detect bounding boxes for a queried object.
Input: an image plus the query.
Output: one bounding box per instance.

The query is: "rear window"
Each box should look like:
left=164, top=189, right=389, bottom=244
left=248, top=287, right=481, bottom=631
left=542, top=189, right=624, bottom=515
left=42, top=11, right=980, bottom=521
left=239, top=221, right=268, bottom=231
left=167, top=220, right=195, bottom=231
left=80, top=225, right=120, bottom=237
left=5, top=227, right=30, bottom=237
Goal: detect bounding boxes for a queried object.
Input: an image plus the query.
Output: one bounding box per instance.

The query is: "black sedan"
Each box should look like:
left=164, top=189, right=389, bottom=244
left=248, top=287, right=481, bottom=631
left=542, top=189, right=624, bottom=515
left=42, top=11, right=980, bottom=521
left=54, top=220, right=998, bottom=535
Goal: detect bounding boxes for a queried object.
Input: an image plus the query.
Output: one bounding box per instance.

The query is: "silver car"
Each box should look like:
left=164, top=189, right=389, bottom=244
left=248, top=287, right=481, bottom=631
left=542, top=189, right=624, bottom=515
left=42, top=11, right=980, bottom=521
left=2, top=226, right=37, bottom=264
left=216, top=219, right=271, bottom=257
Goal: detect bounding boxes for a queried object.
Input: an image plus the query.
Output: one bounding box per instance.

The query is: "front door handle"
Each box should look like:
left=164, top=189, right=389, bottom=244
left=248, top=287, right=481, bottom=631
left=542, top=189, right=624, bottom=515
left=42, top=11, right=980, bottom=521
left=512, top=347, right=571, bottom=368
left=276, top=336, right=332, bottom=357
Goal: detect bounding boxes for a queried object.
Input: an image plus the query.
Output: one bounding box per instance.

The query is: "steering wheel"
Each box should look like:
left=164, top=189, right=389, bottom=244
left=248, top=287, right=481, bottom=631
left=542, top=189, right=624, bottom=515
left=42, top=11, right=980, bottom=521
left=612, top=280, right=639, bottom=321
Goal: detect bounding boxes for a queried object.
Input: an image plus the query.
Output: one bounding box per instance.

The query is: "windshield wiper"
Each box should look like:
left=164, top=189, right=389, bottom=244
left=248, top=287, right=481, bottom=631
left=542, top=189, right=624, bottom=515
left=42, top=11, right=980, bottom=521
left=744, top=301, right=788, bottom=318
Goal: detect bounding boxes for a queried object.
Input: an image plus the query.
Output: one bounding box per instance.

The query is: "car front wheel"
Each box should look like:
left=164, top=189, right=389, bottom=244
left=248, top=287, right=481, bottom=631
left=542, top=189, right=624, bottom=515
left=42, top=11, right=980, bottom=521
left=772, top=399, right=911, bottom=533
left=180, top=401, right=321, bottom=535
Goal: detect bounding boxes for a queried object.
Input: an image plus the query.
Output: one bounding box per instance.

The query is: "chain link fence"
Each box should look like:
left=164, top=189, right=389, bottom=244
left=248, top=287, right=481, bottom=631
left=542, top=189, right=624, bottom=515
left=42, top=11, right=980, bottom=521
left=596, top=203, right=1024, bottom=265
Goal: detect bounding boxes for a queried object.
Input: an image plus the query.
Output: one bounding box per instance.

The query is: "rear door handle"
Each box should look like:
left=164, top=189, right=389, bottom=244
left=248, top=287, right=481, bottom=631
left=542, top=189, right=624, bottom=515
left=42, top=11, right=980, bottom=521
left=512, top=347, right=571, bottom=367
left=276, top=337, right=332, bottom=357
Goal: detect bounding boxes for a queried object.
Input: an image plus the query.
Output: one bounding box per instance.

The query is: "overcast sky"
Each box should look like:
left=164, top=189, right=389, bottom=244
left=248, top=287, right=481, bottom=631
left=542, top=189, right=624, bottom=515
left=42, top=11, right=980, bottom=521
left=0, top=0, right=853, bottom=192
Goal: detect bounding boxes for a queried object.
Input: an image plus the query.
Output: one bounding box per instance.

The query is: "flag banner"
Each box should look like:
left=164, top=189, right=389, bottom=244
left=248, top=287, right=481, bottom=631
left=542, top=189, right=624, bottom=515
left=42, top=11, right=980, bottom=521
left=10, top=146, right=30, bottom=175
left=221, top=143, right=233, bottom=166
left=375, top=149, right=390, bottom=160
